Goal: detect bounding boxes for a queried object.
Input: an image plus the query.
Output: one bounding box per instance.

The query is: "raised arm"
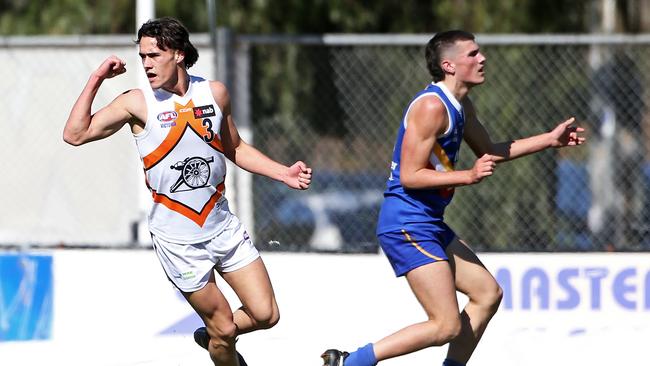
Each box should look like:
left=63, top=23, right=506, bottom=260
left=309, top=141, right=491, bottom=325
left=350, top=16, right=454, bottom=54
left=462, top=97, right=585, bottom=162
left=63, top=56, right=145, bottom=146
left=400, top=95, right=495, bottom=190
left=213, top=81, right=312, bottom=190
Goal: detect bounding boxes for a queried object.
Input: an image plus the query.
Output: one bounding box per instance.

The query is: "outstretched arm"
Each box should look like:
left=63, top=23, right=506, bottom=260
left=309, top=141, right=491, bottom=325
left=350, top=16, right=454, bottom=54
left=63, top=56, right=143, bottom=146
left=214, top=82, right=312, bottom=190
left=462, top=98, right=585, bottom=162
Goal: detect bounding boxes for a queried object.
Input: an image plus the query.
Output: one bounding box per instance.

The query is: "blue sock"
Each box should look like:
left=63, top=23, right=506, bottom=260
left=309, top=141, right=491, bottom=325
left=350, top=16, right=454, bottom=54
left=344, top=343, right=377, bottom=366
left=442, top=358, right=465, bottom=366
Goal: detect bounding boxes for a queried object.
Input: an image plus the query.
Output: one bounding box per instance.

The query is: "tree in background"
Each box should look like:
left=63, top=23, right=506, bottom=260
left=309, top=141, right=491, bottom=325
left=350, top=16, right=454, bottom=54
left=0, top=0, right=598, bottom=35
left=0, top=0, right=134, bottom=34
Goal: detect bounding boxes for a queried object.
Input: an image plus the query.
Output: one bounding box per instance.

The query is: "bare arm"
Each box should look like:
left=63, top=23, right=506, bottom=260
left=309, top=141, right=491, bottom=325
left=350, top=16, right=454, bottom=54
left=400, top=96, right=495, bottom=190
left=63, top=56, right=144, bottom=146
left=213, top=81, right=312, bottom=190
left=462, top=98, right=586, bottom=162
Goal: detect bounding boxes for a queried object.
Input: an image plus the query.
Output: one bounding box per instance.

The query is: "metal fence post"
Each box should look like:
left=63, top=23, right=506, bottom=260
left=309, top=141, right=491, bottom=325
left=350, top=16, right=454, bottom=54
left=217, top=28, right=255, bottom=237
left=232, top=39, right=255, bottom=240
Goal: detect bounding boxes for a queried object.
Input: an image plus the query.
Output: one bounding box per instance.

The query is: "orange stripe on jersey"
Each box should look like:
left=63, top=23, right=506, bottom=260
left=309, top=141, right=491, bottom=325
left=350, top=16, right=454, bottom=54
left=432, top=143, right=454, bottom=171
left=426, top=143, right=455, bottom=198
left=143, top=100, right=224, bottom=170
left=150, top=181, right=226, bottom=227
left=401, top=229, right=444, bottom=261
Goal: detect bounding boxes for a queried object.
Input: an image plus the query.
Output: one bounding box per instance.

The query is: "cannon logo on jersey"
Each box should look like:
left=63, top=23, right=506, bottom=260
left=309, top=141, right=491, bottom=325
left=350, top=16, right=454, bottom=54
left=169, top=156, right=214, bottom=193
left=193, top=105, right=216, bottom=118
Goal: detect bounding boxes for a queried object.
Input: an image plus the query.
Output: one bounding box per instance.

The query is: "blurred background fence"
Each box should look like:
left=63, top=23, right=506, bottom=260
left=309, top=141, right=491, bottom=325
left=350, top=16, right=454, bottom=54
left=2, top=32, right=649, bottom=252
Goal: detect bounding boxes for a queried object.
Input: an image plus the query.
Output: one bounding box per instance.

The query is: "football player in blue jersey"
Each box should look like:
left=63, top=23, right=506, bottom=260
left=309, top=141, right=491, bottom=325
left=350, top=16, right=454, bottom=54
left=321, top=30, right=585, bottom=366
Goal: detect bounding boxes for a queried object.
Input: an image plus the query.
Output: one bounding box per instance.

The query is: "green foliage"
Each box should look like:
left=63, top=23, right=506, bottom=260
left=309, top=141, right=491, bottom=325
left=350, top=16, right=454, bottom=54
left=432, top=0, right=589, bottom=33
left=0, top=0, right=593, bottom=35
left=216, top=0, right=590, bottom=34
left=0, top=0, right=134, bottom=35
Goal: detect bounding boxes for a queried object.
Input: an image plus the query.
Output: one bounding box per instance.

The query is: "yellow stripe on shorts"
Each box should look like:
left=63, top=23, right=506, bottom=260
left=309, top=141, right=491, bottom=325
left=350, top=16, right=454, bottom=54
left=401, top=229, right=444, bottom=261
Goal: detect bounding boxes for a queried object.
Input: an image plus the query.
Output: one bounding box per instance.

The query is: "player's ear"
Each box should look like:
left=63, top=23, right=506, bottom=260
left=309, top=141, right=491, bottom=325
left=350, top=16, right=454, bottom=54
left=175, top=51, right=185, bottom=64
left=442, top=60, right=455, bottom=74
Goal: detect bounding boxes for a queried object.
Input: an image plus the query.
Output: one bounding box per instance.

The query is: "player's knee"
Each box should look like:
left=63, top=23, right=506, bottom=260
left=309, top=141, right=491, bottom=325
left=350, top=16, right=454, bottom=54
left=424, top=316, right=461, bottom=346
left=266, top=305, right=280, bottom=328
left=251, top=302, right=280, bottom=329
left=473, top=282, right=503, bottom=314
left=483, top=284, right=503, bottom=314
left=205, top=318, right=238, bottom=346
left=493, top=284, right=504, bottom=309
left=438, top=316, right=462, bottom=344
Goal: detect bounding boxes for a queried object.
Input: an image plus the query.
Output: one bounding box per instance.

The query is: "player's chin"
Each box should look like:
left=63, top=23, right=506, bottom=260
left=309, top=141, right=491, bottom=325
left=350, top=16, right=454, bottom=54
left=466, top=79, right=484, bottom=89
left=472, top=76, right=486, bottom=85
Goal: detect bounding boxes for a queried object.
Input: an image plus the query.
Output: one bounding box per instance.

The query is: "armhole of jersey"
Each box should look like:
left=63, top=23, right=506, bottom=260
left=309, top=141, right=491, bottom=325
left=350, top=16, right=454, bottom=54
left=403, top=93, right=454, bottom=137
left=204, top=80, right=226, bottom=136
left=133, top=88, right=153, bottom=139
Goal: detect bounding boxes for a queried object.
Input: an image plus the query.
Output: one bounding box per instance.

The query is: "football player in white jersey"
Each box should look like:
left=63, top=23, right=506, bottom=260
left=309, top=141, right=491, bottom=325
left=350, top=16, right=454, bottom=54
left=64, top=17, right=312, bottom=366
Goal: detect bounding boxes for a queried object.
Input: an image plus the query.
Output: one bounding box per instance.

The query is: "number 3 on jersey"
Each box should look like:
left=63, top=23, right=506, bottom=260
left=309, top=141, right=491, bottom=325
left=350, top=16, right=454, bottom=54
left=202, top=118, right=215, bottom=142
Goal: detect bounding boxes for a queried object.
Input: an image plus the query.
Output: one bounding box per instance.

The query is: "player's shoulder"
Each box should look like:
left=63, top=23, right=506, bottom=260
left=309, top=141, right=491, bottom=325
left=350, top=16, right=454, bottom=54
left=206, top=80, right=231, bottom=108
left=109, top=89, right=147, bottom=122
left=115, top=88, right=146, bottom=107
left=118, top=88, right=145, bottom=100
left=105, top=88, right=141, bottom=107
left=411, top=93, right=447, bottom=117
left=207, top=80, right=228, bottom=93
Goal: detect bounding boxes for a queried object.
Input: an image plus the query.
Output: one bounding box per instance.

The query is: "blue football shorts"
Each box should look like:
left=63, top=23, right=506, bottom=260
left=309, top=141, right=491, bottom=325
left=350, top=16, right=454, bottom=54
left=377, top=222, right=456, bottom=277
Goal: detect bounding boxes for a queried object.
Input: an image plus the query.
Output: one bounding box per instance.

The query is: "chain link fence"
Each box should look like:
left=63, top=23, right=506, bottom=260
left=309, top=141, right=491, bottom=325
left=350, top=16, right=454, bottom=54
left=1, top=33, right=649, bottom=252
left=244, top=34, right=650, bottom=253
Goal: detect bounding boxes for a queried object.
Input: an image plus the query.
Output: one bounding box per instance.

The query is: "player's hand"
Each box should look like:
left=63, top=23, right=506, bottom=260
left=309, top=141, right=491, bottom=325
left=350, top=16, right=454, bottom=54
left=549, top=117, right=586, bottom=147
left=284, top=161, right=312, bottom=190
left=94, top=56, right=127, bottom=80
left=469, top=154, right=496, bottom=184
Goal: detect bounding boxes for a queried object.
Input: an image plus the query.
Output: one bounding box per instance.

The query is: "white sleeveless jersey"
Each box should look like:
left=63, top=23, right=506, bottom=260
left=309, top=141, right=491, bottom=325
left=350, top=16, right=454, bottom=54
left=134, top=75, right=232, bottom=243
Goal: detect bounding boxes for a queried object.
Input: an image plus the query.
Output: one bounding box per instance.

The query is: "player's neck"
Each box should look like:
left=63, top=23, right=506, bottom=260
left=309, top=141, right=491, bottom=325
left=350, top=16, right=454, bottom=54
left=441, top=79, right=470, bottom=101
left=161, top=70, right=190, bottom=96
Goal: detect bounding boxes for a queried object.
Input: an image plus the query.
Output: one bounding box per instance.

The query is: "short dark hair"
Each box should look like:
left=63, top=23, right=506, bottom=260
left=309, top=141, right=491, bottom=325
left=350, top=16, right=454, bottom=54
left=136, top=17, right=199, bottom=69
left=425, top=30, right=475, bottom=82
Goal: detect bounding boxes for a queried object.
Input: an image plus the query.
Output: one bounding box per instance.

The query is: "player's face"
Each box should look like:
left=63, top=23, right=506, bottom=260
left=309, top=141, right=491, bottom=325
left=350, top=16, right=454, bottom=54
left=450, top=40, right=486, bottom=86
left=138, top=36, right=181, bottom=90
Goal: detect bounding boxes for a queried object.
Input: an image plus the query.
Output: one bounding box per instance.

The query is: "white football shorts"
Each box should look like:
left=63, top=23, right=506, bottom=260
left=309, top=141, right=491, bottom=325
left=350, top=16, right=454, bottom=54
left=150, top=215, right=260, bottom=292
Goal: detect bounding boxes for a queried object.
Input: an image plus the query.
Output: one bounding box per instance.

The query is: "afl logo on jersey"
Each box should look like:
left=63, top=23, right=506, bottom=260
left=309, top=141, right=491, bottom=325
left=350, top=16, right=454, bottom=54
left=193, top=105, right=216, bottom=118
left=157, top=111, right=178, bottom=128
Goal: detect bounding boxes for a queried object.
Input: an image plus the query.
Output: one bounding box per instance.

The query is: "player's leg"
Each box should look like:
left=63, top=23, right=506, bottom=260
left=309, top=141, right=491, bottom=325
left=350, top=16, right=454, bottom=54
left=323, top=261, right=460, bottom=366
left=323, top=228, right=461, bottom=366
left=150, top=233, right=242, bottom=366
left=443, top=237, right=503, bottom=365
left=192, top=258, right=270, bottom=366
left=183, top=272, right=240, bottom=366
left=213, top=215, right=279, bottom=335
left=192, top=218, right=276, bottom=365
left=192, top=258, right=273, bottom=366
left=373, top=260, right=462, bottom=360
left=221, top=256, right=280, bottom=334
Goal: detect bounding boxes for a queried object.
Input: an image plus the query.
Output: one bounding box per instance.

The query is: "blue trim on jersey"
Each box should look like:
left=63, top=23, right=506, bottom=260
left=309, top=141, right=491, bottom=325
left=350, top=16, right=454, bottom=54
left=376, top=83, right=465, bottom=235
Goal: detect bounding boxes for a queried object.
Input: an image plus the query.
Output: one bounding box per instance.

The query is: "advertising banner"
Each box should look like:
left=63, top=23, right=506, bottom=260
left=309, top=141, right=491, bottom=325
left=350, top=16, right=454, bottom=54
left=0, top=253, right=53, bottom=341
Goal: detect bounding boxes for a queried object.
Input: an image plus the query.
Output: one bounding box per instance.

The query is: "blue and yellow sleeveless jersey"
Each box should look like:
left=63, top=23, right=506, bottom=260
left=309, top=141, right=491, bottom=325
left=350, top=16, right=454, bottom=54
left=376, top=82, right=465, bottom=235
